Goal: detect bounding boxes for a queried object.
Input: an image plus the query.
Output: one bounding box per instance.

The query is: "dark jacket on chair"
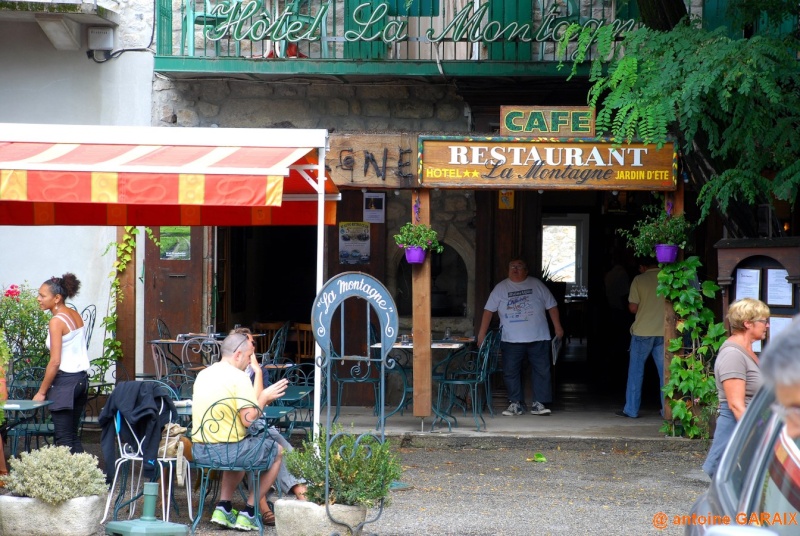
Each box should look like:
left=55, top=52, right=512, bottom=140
left=99, top=381, right=177, bottom=482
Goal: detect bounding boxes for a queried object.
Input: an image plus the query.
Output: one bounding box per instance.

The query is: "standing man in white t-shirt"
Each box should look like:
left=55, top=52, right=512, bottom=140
left=478, top=258, right=564, bottom=416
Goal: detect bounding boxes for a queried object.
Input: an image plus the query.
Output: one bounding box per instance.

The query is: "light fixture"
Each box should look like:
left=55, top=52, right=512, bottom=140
left=361, top=188, right=367, bottom=193
left=612, top=190, right=619, bottom=196
left=35, top=14, right=81, bottom=51
left=394, top=190, right=400, bottom=196
left=537, top=190, right=544, bottom=194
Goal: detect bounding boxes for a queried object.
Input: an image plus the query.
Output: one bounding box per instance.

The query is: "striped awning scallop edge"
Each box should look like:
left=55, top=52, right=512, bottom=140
left=0, top=123, right=338, bottom=226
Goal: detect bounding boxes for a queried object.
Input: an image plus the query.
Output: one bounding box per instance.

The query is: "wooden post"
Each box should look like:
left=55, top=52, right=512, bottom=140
left=412, top=189, right=432, bottom=417
left=116, top=227, right=136, bottom=383
left=662, top=180, right=684, bottom=420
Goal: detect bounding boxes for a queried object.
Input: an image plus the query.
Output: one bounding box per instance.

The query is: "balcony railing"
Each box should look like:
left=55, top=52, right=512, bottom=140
left=155, top=0, right=640, bottom=77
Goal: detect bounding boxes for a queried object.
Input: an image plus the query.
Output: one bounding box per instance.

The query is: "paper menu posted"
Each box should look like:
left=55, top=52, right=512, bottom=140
left=735, top=268, right=760, bottom=300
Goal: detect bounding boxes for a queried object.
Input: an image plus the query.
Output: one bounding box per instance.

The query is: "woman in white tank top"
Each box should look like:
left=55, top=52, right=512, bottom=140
left=35, top=272, right=90, bottom=454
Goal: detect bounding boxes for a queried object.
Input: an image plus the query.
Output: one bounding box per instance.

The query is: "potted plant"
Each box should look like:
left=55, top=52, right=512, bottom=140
left=393, top=222, right=444, bottom=264
left=0, top=445, right=108, bottom=536
left=275, top=425, right=402, bottom=536
left=617, top=204, right=693, bottom=262
left=657, top=257, right=727, bottom=441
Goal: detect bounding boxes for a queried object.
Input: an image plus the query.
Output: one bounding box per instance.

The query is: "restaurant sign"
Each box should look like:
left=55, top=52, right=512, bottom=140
left=419, top=136, right=676, bottom=191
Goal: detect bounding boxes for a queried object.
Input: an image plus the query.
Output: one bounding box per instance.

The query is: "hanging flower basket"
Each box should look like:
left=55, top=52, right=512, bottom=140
left=655, top=244, right=679, bottom=263
left=405, top=246, right=426, bottom=264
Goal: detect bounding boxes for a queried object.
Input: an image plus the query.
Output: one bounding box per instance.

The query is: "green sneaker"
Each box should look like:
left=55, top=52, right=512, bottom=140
left=211, top=506, right=238, bottom=529
left=233, top=512, right=258, bottom=531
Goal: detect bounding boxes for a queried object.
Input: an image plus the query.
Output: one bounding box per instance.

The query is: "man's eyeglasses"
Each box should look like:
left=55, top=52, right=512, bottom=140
left=232, top=337, right=250, bottom=355
left=509, top=264, right=526, bottom=270
left=771, top=403, right=800, bottom=421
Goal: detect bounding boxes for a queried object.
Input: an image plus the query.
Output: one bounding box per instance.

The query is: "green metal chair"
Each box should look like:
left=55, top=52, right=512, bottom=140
left=431, top=329, right=500, bottom=432
left=181, top=0, right=246, bottom=57
left=190, top=397, right=281, bottom=536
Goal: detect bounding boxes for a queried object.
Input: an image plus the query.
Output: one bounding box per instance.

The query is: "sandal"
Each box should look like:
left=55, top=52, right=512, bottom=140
left=261, top=507, right=276, bottom=527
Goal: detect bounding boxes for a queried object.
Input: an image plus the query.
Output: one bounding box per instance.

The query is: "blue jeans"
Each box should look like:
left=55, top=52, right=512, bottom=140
left=702, top=402, right=734, bottom=478
left=501, top=341, right=551, bottom=405
left=622, top=335, right=664, bottom=418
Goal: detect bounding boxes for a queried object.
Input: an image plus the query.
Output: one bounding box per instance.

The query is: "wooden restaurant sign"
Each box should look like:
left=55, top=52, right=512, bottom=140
left=418, top=136, right=677, bottom=191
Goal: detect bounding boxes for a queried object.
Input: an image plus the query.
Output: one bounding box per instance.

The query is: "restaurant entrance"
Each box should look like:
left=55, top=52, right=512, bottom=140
left=532, top=190, right=668, bottom=415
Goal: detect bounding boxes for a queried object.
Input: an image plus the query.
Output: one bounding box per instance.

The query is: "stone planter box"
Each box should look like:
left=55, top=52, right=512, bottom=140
left=0, top=494, right=106, bottom=536
left=274, top=498, right=367, bottom=536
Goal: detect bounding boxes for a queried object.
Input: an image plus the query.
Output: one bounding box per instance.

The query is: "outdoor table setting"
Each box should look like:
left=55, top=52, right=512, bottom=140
left=0, top=399, right=54, bottom=455
left=369, top=336, right=475, bottom=422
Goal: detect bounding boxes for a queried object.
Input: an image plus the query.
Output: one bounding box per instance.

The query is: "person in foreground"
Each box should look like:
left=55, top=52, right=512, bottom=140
left=616, top=259, right=665, bottom=419
left=35, top=273, right=90, bottom=453
left=231, top=327, right=308, bottom=505
left=702, top=298, right=769, bottom=477
left=478, top=257, right=564, bottom=417
left=192, top=332, right=289, bottom=530
left=759, top=316, right=800, bottom=441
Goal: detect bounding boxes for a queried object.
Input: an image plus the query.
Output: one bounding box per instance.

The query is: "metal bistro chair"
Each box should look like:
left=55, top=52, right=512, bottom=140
left=6, top=366, right=53, bottom=455
left=331, top=327, right=380, bottom=424
left=180, top=336, right=221, bottom=376
left=101, top=387, right=191, bottom=524
left=432, top=329, right=500, bottom=432
left=253, top=321, right=291, bottom=364
left=190, top=397, right=281, bottom=536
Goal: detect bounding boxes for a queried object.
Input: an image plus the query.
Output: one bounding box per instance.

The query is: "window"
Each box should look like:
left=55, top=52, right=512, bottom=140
left=542, top=214, right=589, bottom=290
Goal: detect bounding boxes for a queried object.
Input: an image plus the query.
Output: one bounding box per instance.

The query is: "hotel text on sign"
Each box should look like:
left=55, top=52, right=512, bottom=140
left=419, top=137, right=676, bottom=191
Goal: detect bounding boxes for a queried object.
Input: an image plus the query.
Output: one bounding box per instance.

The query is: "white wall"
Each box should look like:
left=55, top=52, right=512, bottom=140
left=0, top=18, right=155, bottom=366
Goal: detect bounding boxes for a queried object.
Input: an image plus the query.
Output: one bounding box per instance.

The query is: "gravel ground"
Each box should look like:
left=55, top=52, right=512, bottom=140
left=3, top=436, right=708, bottom=536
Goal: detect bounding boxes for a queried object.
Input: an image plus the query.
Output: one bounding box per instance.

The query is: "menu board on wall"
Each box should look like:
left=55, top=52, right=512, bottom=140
left=338, top=222, right=370, bottom=265
left=734, top=268, right=761, bottom=300
left=766, top=269, right=793, bottom=307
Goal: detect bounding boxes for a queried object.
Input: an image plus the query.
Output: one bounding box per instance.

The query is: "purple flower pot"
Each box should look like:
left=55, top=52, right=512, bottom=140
left=655, top=244, right=679, bottom=263
left=405, top=246, right=426, bottom=264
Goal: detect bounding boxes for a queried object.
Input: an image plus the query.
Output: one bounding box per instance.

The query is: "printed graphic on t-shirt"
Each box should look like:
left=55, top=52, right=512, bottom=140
left=503, top=289, right=533, bottom=322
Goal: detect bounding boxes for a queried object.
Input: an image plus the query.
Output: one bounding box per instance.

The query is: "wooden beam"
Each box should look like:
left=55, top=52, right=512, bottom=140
left=327, top=133, right=416, bottom=189
left=412, top=189, right=432, bottom=417
left=116, top=227, right=136, bottom=383
left=662, top=180, right=684, bottom=420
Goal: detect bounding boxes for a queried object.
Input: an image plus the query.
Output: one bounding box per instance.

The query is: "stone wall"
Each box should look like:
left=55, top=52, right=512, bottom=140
left=152, top=78, right=469, bottom=131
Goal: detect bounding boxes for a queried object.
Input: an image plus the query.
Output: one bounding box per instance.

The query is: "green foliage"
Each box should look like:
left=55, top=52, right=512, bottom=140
left=96, top=226, right=159, bottom=374
left=657, top=257, right=727, bottom=439
left=559, top=15, right=800, bottom=222
left=0, top=329, right=10, bottom=426
left=393, top=222, right=444, bottom=253
left=284, top=426, right=402, bottom=508
left=5, top=446, right=107, bottom=504
left=617, top=205, right=693, bottom=257
left=0, top=283, right=50, bottom=367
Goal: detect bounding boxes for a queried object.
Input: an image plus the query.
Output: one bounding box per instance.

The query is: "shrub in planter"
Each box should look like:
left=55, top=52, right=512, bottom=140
left=617, top=203, right=693, bottom=259
left=277, top=426, right=402, bottom=536
left=0, top=446, right=108, bottom=536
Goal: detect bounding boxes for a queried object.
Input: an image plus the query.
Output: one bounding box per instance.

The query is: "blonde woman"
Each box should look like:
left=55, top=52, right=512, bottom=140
left=702, top=298, right=770, bottom=477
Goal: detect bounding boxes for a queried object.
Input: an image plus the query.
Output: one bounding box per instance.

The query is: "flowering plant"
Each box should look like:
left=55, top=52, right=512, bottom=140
left=0, top=282, right=50, bottom=367
left=617, top=203, right=693, bottom=258
left=392, top=222, right=444, bottom=253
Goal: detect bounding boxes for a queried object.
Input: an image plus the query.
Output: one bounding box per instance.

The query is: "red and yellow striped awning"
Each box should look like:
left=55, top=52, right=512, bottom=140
left=0, top=123, right=338, bottom=226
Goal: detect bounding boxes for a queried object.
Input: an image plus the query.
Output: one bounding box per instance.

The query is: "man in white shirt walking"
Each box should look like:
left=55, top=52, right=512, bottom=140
left=478, top=258, right=564, bottom=416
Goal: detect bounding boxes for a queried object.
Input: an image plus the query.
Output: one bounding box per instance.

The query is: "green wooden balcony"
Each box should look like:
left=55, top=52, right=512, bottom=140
left=154, top=0, right=640, bottom=80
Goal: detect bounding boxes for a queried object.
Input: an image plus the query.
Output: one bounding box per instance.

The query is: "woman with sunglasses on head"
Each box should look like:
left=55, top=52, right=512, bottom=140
left=703, top=297, right=770, bottom=478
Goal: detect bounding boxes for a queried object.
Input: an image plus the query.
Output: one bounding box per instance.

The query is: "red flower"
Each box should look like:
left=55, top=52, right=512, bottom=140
left=3, top=284, right=20, bottom=300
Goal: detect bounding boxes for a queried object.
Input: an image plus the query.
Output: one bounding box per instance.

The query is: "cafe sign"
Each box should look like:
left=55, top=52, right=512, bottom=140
left=419, top=136, right=676, bottom=191
left=500, top=106, right=595, bottom=137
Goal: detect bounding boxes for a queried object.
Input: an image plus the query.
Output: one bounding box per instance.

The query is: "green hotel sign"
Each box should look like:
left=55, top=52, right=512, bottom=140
left=206, top=1, right=636, bottom=49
